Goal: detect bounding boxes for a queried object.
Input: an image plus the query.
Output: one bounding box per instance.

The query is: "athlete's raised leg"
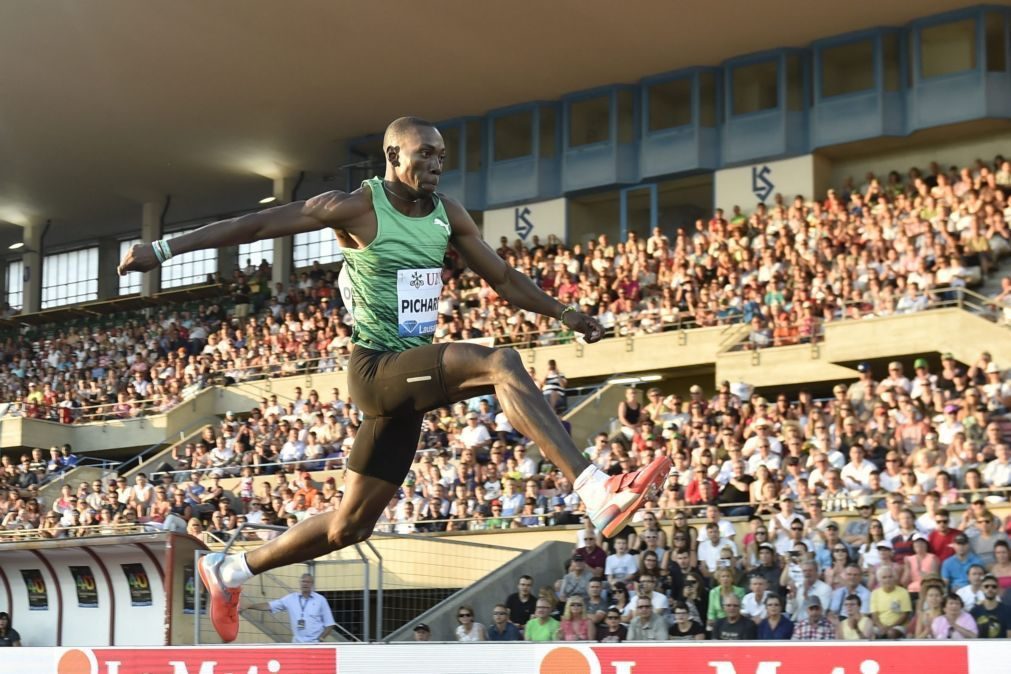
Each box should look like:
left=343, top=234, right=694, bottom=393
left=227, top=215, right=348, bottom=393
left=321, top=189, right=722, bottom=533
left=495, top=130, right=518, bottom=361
left=439, top=342, right=670, bottom=538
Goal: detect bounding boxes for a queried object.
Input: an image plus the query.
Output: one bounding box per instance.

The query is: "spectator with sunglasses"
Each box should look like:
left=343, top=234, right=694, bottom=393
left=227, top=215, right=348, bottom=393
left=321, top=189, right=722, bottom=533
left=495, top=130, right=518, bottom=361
left=486, top=604, right=522, bottom=641
left=454, top=604, right=486, bottom=642
left=626, top=597, right=668, bottom=641
left=971, top=574, right=1011, bottom=638
left=597, top=608, right=628, bottom=642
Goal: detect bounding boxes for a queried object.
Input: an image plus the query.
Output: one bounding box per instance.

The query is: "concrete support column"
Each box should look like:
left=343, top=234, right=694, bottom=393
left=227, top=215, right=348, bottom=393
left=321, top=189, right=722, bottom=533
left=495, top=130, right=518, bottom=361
left=21, top=222, right=43, bottom=313
left=270, top=176, right=298, bottom=289
left=140, top=201, right=163, bottom=297
left=97, top=237, right=121, bottom=299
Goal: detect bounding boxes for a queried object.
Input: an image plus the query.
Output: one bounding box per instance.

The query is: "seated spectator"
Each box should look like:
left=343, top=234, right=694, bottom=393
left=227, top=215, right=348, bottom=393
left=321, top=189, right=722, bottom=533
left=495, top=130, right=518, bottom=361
left=557, top=555, right=593, bottom=602
left=597, top=607, right=628, bottom=643
left=711, top=597, right=756, bottom=640
left=556, top=596, right=595, bottom=641
left=523, top=599, right=560, bottom=642
left=454, top=604, right=486, bottom=642
left=668, top=601, right=706, bottom=640
left=505, top=575, right=537, bottom=627
left=931, top=594, right=979, bottom=640
left=870, top=566, right=912, bottom=639
left=942, top=534, right=984, bottom=590
left=626, top=598, right=668, bottom=641
left=486, top=605, right=522, bottom=641
left=836, top=594, right=874, bottom=640
left=971, top=574, right=1011, bottom=639
left=791, top=596, right=834, bottom=640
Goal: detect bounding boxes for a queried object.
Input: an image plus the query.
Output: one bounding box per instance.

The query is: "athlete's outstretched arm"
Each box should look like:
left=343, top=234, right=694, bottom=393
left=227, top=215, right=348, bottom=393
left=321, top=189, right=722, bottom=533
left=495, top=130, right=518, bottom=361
left=117, top=190, right=370, bottom=275
left=444, top=197, right=604, bottom=343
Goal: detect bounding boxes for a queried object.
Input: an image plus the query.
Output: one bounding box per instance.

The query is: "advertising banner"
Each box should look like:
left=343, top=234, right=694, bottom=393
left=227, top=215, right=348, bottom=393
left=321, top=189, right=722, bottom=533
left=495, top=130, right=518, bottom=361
left=69, top=565, right=99, bottom=608
left=19, top=569, right=48, bottom=611
left=121, top=563, right=153, bottom=607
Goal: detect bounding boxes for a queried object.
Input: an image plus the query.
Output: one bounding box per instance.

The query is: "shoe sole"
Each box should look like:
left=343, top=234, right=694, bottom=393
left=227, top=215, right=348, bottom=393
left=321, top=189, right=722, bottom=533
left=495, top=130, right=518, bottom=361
left=598, top=458, right=671, bottom=538
left=197, top=556, right=239, bottom=643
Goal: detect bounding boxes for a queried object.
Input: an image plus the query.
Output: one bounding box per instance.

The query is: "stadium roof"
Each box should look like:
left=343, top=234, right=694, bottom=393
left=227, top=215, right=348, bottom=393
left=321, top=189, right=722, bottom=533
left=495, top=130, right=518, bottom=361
left=0, top=0, right=976, bottom=250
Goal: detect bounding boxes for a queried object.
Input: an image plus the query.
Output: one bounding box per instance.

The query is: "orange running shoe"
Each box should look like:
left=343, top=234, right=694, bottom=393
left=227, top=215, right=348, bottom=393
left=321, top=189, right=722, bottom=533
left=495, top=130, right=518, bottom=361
left=589, top=455, right=672, bottom=538
left=197, top=552, right=242, bottom=643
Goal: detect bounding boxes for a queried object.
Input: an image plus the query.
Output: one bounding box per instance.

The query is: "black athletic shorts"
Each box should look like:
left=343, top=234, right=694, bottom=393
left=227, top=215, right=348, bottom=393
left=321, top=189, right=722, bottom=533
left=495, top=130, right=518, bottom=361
left=345, top=343, right=453, bottom=484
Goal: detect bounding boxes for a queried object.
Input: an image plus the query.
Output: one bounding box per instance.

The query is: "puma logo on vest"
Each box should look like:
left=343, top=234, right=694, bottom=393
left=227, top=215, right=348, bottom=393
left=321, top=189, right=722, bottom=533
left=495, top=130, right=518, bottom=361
left=433, top=217, right=451, bottom=235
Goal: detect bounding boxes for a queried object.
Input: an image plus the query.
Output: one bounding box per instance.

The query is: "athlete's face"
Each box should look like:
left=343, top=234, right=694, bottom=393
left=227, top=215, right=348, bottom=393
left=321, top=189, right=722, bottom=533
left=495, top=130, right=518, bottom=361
left=392, top=126, right=445, bottom=195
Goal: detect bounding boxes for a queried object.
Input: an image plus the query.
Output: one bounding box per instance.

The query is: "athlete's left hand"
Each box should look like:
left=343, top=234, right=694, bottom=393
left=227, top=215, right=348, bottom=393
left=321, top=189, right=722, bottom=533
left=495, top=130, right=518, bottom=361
left=562, top=309, right=605, bottom=343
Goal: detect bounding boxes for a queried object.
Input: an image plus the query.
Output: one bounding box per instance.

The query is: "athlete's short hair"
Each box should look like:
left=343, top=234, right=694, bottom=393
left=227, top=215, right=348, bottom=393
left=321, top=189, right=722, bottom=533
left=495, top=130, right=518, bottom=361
left=383, top=116, right=437, bottom=151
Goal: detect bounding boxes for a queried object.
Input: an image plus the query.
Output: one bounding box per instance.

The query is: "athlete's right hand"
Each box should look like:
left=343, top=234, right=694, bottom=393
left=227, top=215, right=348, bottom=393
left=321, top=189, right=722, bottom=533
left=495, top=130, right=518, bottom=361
left=563, top=309, right=605, bottom=344
left=117, top=242, right=159, bottom=275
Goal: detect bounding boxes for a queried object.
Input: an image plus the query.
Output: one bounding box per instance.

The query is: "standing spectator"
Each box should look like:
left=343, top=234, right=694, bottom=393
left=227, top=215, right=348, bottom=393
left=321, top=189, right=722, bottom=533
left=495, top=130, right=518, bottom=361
left=791, top=596, right=834, bottom=640
left=505, top=575, right=537, bottom=626
left=523, top=599, right=560, bottom=642
left=931, top=594, right=979, bottom=640
left=626, top=598, right=668, bottom=641
left=870, top=566, right=912, bottom=639
left=556, top=596, right=595, bottom=641
left=0, top=612, right=21, bottom=646
left=971, top=575, right=1011, bottom=639
left=241, top=573, right=335, bottom=643
left=454, top=604, right=486, bottom=642
left=712, top=597, right=756, bottom=640
left=487, top=604, right=523, bottom=641
left=742, top=574, right=773, bottom=622
left=597, top=607, right=628, bottom=643
left=756, top=595, right=793, bottom=640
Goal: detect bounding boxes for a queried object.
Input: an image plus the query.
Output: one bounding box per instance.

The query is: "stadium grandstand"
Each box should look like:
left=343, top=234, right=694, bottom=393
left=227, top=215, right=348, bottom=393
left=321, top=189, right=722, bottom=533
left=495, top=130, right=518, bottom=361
left=2, top=2, right=1011, bottom=672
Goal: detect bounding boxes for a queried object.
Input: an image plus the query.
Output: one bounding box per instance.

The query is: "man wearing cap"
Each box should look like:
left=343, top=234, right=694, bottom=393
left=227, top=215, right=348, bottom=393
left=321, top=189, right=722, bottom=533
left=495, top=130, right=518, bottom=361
left=753, top=544, right=783, bottom=595
left=413, top=623, right=432, bottom=641
left=847, top=363, right=876, bottom=406
left=557, top=554, right=594, bottom=602
left=910, top=357, right=937, bottom=399
left=942, top=534, right=983, bottom=591
left=791, top=596, right=834, bottom=640
left=971, top=574, right=1011, bottom=638
left=459, top=412, right=492, bottom=453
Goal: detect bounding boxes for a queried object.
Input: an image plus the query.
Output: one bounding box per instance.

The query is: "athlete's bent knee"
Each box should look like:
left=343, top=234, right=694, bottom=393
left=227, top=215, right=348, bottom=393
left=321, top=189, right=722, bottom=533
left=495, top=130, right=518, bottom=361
left=326, top=518, right=374, bottom=549
left=489, top=347, right=525, bottom=384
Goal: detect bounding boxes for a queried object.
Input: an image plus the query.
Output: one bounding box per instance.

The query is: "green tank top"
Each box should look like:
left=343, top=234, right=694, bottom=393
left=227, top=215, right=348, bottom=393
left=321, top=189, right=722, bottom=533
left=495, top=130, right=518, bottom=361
left=338, top=177, right=451, bottom=352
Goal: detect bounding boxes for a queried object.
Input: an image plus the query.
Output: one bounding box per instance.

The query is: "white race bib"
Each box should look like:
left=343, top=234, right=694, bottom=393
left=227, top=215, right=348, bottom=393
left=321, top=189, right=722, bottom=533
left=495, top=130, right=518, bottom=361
left=337, top=265, right=354, bottom=314
left=397, top=268, right=442, bottom=337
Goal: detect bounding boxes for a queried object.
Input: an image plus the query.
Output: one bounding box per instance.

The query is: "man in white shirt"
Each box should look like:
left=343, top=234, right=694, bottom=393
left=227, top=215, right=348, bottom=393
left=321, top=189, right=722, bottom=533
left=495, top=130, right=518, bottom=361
left=742, top=574, right=772, bottom=622
left=697, top=522, right=739, bottom=575
left=629, top=573, right=670, bottom=617
left=459, top=412, right=492, bottom=452
left=982, top=444, right=1011, bottom=488
left=604, top=538, right=639, bottom=585
left=243, top=573, right=335, bottom=643
left=840, top=446, right=874, bottom=491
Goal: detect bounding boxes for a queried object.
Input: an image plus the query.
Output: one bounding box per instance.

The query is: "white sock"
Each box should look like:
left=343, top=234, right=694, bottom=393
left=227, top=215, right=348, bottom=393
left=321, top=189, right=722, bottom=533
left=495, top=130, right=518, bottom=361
left=218, top=552, right=254, bottom=588
left=574, top=464, right=608, bottom=512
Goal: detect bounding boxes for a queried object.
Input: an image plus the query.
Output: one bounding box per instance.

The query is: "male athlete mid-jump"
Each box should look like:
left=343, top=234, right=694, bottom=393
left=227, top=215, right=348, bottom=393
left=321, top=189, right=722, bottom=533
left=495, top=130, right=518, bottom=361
left=119, top=116, right=671, bottom=642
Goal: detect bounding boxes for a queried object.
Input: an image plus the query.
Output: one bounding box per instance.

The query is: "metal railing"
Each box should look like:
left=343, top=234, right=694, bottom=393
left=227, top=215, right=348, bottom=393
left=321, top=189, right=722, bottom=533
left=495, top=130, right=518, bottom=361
left=722, top=285, right=1009, bottom=353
